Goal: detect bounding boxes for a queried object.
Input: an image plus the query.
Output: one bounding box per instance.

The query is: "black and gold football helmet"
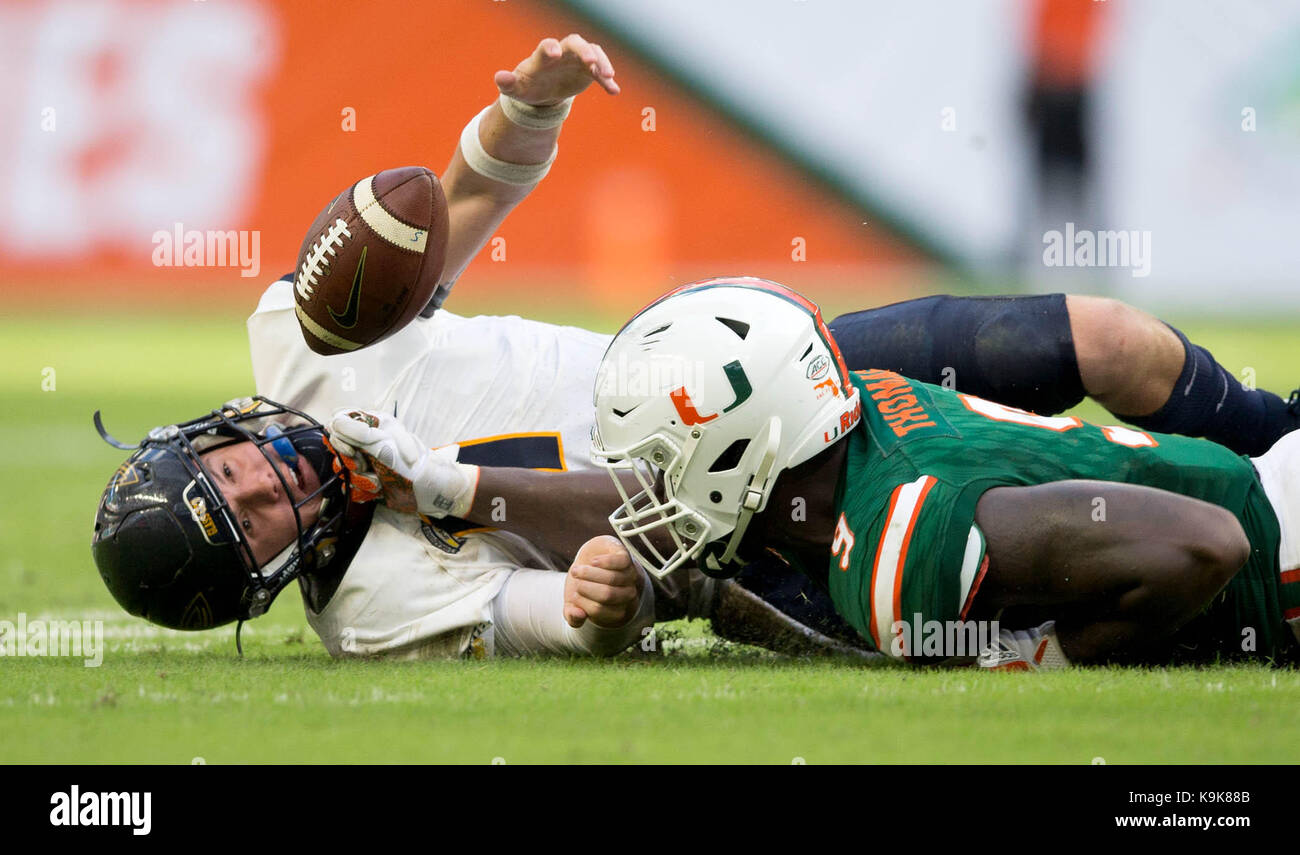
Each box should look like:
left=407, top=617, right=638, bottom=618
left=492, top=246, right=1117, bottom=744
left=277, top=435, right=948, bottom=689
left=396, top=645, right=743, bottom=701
left=91, top=396, right=352, bottom=634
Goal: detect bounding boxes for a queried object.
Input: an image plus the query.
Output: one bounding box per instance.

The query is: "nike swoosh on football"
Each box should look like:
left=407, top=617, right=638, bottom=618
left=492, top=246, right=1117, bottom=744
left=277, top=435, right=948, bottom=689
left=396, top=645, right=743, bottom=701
left=329, top=246, right=367, bottom=329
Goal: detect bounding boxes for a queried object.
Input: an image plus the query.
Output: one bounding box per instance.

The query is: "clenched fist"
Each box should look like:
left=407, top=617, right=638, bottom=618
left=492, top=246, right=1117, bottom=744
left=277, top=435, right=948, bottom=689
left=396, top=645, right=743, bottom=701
left=563, top=535, right=643, bottom=629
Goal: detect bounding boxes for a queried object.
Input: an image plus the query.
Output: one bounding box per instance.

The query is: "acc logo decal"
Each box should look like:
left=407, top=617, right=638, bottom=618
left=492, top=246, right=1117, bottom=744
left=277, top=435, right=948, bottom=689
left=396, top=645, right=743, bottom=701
left=806, top=354, right=830, bottom=381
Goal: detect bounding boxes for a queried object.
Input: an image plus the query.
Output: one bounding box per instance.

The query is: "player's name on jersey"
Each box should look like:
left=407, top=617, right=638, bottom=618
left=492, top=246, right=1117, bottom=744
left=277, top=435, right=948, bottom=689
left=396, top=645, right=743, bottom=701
left=858, top=369, right=940, bottom=437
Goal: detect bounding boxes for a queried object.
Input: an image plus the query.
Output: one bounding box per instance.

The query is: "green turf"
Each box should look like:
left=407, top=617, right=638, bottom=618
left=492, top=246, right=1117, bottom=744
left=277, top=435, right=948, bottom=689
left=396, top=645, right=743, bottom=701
left=3, top=653, right=1298, bottom=763
left=4, top=308, right=1300, bottom=764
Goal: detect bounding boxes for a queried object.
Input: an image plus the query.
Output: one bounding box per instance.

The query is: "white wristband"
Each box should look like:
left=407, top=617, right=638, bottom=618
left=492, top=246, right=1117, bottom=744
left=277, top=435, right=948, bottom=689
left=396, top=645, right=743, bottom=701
left=459, top=106, right=556, bottom=186
left=498, top=93, right=573, bottom=130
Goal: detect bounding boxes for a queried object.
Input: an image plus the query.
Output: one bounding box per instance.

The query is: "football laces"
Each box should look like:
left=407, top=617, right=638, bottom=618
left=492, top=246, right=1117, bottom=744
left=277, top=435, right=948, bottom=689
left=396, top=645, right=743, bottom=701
left=295, top=218, right=352, bottom=301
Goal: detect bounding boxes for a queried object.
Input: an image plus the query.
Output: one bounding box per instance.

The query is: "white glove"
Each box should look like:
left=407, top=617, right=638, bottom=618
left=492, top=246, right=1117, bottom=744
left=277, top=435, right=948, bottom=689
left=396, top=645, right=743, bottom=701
left=328, top=410, right=479, bottom=518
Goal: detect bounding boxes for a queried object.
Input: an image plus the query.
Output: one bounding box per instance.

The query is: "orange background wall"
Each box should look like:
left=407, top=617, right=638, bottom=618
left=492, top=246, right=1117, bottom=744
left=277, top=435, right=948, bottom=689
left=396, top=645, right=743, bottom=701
left=3, top=0, right=924, bottom=314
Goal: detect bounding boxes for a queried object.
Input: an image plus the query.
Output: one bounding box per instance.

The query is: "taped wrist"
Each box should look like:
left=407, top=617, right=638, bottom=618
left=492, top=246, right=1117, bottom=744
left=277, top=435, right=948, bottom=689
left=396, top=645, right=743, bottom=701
left=498, top=93, right=573, bottom=129
left=459, top=106, right=557, bottom=186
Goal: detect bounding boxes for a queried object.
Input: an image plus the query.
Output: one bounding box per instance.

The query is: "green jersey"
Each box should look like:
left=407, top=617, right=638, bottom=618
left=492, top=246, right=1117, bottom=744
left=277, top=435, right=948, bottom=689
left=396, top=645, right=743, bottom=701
left=823, top=368, right=1296, bottom=662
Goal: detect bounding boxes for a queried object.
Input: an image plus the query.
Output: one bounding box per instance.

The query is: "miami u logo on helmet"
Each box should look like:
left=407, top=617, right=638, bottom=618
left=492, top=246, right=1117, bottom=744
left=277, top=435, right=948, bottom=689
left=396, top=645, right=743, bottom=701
left=668, top=360, right=753, bottom=426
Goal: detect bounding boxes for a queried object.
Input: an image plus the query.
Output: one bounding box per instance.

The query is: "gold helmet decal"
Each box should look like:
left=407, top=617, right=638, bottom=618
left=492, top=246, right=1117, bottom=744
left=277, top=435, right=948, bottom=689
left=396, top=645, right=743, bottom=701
left=182, top=480, right=220, bottom=541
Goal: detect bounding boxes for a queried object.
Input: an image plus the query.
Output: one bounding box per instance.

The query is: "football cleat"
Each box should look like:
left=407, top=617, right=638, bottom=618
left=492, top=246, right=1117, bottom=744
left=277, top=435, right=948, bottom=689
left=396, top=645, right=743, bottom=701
left=977, top=621, right=1068, bottom=671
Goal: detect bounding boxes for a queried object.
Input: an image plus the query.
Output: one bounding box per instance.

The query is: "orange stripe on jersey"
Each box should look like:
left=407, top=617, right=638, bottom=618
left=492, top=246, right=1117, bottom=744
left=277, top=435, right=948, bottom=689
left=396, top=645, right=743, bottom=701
left=892, top=476, right=937, bottom=659
left=866, top=483, right=905, bottom=650
left=1285, top=606, right=1300, bottom=621
left=1280, top=568, right=1300, bottom=586
left=960, top=555, right=991, bottom=621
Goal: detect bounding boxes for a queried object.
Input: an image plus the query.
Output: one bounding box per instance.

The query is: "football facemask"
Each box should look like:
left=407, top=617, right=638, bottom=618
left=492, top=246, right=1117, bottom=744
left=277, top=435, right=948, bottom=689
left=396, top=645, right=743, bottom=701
left=92, top=396, right=353, bottom=632
left=593, top=420, right=781, bottom=579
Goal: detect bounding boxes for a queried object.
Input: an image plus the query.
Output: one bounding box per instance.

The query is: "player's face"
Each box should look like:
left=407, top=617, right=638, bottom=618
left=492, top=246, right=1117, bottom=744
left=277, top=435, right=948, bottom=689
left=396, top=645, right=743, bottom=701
left=201, top=438, right=324, bottom=568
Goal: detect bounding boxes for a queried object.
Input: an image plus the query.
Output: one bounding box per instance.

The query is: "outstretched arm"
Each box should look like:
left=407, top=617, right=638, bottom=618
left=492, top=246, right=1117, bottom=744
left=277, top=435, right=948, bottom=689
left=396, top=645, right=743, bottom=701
left=437, top=34, right=619, bottom=293
left=328, top=409, right=631, bottom=562
left=467, top=466, right=629, bottom=562
left=972, top=479, right=1249, bottom=662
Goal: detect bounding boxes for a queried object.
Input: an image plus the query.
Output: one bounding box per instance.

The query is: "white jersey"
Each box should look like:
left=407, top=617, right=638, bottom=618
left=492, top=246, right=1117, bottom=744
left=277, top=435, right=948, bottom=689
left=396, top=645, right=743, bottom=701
left=246, top=278, right=638, bottom=659
left=248, top=278, right=610, bottom=468
left=307, top=505, right=563, bottom=659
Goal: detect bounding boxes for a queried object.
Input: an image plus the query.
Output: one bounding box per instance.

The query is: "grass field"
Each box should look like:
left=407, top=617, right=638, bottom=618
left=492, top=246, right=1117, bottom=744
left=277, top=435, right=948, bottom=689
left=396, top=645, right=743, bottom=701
left=4, top=305, right=1300, bottom=764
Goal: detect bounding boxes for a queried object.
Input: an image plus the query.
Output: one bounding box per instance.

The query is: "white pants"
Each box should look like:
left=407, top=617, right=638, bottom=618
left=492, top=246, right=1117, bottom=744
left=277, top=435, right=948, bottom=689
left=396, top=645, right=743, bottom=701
left=1251, top=431, right=1300, bottom=642
left=1252, top=431, right=1300, bottom=573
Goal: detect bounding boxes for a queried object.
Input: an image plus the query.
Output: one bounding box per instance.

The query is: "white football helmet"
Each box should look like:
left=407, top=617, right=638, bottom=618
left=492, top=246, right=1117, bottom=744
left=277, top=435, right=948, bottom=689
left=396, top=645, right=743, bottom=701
left=592, top=277, right=861, bottom=579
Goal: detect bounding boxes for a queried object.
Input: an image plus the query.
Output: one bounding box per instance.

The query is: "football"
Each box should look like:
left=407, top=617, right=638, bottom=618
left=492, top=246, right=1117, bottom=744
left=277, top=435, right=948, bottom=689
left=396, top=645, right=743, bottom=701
left=292, top=166, right=449, bottom=355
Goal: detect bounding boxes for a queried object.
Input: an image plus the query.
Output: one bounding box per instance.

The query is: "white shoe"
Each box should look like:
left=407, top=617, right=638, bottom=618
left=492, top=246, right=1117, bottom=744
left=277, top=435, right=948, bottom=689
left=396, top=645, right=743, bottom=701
left=977, top=621, right=1068, bottom=671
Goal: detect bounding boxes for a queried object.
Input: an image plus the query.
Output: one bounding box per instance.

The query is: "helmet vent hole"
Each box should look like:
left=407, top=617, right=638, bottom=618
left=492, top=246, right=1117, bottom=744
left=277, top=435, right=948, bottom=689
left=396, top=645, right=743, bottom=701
left=715, top=317, right=749, bottom=340
left=708, top=438, right=750, bottom=473
left=709, top=490, right=723, bottom=503
left=799, top=342, right=814, bottom=361
left=643, top=323, right=672, bottom=337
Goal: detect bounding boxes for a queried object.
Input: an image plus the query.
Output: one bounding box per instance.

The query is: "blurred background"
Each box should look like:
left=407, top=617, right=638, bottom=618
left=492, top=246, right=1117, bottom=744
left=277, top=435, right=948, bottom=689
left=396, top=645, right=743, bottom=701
left=5, top=0, right=1300, bottom=316
left=3, top=0, right=1299, bottom=641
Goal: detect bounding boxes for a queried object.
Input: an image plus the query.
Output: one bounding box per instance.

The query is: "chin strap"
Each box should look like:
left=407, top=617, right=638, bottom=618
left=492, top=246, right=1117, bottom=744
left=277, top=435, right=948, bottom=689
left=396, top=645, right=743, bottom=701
left=93, top=410, right=139, bottom=450
left=235, top=620, right=245, bottom=658
left=712, top=418, right=782, bottom=569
